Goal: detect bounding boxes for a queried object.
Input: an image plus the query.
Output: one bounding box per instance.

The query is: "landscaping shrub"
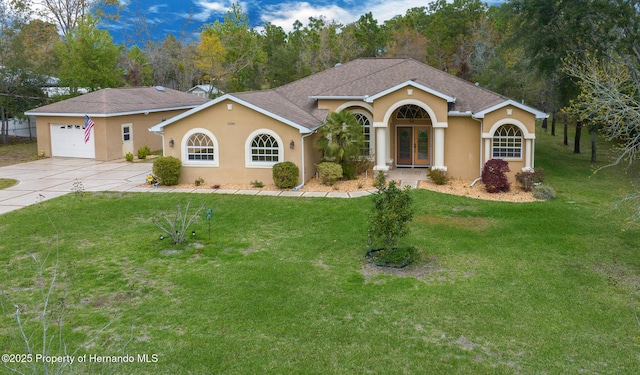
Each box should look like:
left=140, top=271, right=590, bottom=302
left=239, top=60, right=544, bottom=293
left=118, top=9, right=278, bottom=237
left=125, top=152, right=134, bottom=162
left=482, top=159, right=511, bottom=193
left=137, top=145, right=151, bottom=159
left=374, top=170, right=387, bottom=190
left=195, top=177, right=205, bottom=186
left=533, top=185, right=556, bottom=200
left=317, top=162, right=343, bottom=185
left=428, top=168, right=449, bottom=185
left=342, top=163, right=356, bottom=180
left=515, top=168, right=545, bottom=192
left=152, top=156, right=182, bottom=186
left=352, top=158, right=373, bottom=175
left=251, top=180, right=264, bottom=188
left=272, top=161, right=299, bottom=188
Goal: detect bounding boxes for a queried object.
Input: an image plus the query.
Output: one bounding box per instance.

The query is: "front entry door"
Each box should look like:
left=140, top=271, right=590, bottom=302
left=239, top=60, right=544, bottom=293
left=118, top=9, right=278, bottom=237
left=397, top=126, right=431, bottom=166
left=122, top=123, right=133, bottom=156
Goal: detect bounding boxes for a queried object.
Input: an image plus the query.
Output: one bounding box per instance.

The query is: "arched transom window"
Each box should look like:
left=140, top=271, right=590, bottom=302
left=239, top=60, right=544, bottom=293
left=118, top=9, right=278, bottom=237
left=187, top=132, right=215, bottom=161
left=396, top=105, right=429, bottom=120
left=492, top=124, right=523, bottom=158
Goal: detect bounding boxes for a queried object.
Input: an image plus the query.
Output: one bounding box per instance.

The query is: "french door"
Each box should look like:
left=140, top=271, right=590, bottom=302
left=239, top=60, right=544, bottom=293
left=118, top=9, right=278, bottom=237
left=396, top=126, right=431, bottom=166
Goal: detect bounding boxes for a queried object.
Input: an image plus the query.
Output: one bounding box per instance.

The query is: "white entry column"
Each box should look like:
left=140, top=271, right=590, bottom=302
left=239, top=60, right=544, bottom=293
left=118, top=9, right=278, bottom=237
left=373, top=123, right=389, bottom=171
left=432, top=125, right=447, bottom=171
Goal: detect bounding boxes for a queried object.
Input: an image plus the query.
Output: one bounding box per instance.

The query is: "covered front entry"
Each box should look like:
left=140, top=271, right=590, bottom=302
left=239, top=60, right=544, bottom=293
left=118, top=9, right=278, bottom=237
left=396, top=126, right=431, bottom=167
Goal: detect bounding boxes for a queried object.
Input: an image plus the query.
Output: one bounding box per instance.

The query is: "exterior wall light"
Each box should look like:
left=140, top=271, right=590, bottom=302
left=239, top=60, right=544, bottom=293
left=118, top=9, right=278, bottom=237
left=290, top=140, right=295, bottom=149
left=169, top=139, right=174, bottom=147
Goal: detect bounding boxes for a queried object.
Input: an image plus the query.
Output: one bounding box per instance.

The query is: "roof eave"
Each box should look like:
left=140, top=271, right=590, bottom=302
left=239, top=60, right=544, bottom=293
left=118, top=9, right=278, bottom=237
left=364, top=80, right=456, bottom=103
left=148, top=94, right=313, bottom=134
left=25, top=105, right=204, bottom=118
left=473, top=100, right=549, bottom=119
left=309, top=95, right=368, bottom=101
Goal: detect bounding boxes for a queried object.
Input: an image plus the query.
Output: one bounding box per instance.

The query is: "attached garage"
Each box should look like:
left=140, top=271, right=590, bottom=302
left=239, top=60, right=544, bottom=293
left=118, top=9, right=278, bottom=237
left=26, top=87, right=209, bottom=161
left=50, top=124, right=95, bottom=158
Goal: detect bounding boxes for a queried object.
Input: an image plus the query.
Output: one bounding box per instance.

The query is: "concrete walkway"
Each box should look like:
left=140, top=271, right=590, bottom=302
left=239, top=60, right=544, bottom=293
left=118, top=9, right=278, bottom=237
left=0, top=159, right=430, bottom=216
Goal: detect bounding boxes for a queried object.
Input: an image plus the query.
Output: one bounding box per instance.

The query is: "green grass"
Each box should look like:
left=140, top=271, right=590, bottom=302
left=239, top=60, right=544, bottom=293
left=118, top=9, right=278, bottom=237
left=1, top=130, right=639, bottom=374
left=0, top=178, right=17, bottom=189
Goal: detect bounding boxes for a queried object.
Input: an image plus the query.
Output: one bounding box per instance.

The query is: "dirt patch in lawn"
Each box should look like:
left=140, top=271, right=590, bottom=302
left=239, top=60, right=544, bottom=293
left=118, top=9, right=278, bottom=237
left=0, top=139, right=39, bottom=167
left=415, top=215, right=496, bottom=232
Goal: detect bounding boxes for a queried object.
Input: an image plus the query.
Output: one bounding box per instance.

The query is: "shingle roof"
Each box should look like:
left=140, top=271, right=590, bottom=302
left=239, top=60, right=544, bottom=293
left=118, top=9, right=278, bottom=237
left=150, top=58, right=546, bottom=133
left=279, top=58, right=510, bottom=114
left=25, top=86, right=210, bottom=117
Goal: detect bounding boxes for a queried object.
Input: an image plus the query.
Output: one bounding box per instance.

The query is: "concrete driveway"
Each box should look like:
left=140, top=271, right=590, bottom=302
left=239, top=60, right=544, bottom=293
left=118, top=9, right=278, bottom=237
left=0, top=158, right=152, bottom=215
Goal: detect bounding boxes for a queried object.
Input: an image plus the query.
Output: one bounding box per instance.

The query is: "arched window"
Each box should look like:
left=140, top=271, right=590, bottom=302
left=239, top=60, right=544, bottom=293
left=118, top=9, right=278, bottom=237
left=245, top=129, right=283, bottom=167
left=182, top=129, right=218, bottom=166
left=492, top=124, right=522, bottom=158
left=187, top=133, right=215, bottom=160
left=353, top=111, right=372, bottom=157
left=251, top=133, right=279, bottom=162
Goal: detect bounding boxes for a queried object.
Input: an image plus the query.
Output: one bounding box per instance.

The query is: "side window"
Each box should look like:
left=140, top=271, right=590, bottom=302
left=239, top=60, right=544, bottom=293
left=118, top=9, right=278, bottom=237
left=187, top=133, right=215, bottom=161
left=123, top=126, right=131, bottom=141
left=182, top=129, right=219, bottom=167
left=245, top=129, right=283, bottom=168
left=492, top=124, right=522, bottom=159
left=251, top=134, right=279, bottom=162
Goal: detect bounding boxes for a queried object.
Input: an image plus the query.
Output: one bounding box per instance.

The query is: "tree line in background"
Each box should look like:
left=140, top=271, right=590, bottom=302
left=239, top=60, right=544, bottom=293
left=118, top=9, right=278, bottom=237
left=1, top=0, right=640, bottom=172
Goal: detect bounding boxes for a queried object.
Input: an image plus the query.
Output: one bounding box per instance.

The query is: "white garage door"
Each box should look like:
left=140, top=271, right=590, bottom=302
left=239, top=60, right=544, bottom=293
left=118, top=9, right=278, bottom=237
left=50, top=124, right=96, bottom=158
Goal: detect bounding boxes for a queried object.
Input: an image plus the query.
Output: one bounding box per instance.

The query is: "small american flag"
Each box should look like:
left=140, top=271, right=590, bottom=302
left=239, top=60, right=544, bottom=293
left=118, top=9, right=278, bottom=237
left=84, top=115, right=95, bottom=143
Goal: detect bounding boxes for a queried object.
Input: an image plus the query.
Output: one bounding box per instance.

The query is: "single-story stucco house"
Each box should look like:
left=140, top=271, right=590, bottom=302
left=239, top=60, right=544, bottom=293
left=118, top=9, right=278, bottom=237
left=26, top=87, right=210, bottom=160
left=149, top=58, right=548, bottom=187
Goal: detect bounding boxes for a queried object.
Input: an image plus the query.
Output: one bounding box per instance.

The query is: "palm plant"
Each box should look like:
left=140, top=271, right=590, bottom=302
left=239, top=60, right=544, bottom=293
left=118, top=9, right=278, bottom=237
left=315, top=110, right=365, bottom=165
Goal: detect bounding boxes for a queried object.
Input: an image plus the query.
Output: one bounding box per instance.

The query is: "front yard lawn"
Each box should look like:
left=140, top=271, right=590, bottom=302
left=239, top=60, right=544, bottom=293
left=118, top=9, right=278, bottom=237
left=1, top=132, right=639, bottom=374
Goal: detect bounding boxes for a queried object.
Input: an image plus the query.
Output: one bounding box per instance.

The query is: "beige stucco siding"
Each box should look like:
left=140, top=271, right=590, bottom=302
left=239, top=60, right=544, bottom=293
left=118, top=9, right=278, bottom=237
left=371, top=89, right=448, bottom=124
left=161, top=100, right=309, bottom=186
left=481, top=106, right=538, bottom=180
left=482, top=105, right=536, bottom=135
left=444, top=116, right=482, bottom=180
left=35, top=112, right=169, bottom=161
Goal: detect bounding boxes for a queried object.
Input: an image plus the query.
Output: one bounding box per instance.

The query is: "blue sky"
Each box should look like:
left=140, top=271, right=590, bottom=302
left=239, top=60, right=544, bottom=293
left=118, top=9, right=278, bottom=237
left=103, top=0, right=503, bottom=45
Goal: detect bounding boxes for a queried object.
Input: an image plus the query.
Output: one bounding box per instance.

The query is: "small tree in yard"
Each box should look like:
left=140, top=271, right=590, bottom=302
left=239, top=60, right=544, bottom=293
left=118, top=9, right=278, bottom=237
left=368, top=172, right=414, bottom=250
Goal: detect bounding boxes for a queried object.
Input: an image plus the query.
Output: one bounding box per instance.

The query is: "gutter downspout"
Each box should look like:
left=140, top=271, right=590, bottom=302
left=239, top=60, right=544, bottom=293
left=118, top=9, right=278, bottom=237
left=293, top=131, right=316, bottom=191
left=471, top=115, right=483, bottom=186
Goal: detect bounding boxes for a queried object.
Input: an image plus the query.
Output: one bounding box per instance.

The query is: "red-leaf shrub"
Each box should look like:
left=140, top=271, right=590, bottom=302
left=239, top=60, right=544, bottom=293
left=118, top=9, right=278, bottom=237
left=482, top=159, right=511, bottom=193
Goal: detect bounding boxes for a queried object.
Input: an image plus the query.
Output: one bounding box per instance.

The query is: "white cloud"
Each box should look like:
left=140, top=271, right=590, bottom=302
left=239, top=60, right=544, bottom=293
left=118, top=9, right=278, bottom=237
left=259, top=0, right=438, bottom=32
left=188, top=0, right=232, bottom=22
left=260, top=2, right=352, bottom=30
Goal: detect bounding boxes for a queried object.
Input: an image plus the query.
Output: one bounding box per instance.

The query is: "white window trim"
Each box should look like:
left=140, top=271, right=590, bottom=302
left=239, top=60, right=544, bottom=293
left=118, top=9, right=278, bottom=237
left=182, top=128, right=219, bottom=167
left=491, top=124, right=523, bottom=161
left=350, top=109, right=374, bottom=160
left=245, top=128, right=284, bottom=168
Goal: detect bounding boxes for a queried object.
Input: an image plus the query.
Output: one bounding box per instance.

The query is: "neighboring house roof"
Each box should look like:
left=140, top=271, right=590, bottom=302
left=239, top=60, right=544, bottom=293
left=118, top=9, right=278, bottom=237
left=187, top=84, right=221, bottom=96
left=149, top=58, right=547, bottom=133
left=25, top=86, right=210, bottom=117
